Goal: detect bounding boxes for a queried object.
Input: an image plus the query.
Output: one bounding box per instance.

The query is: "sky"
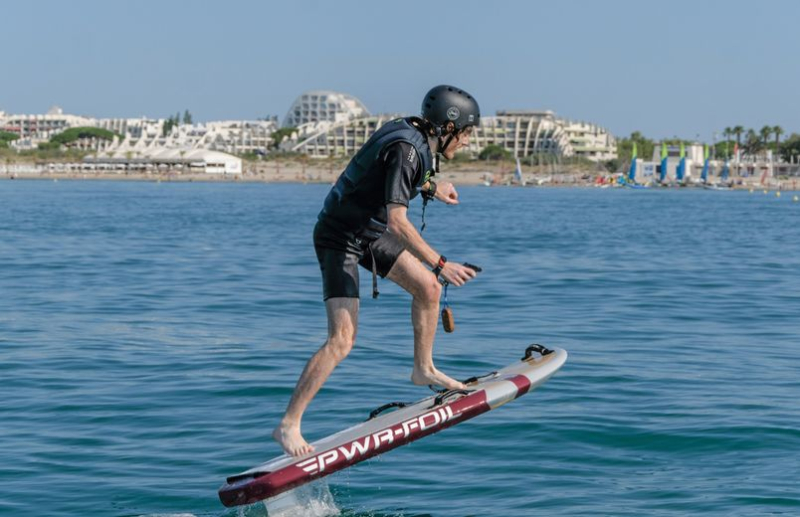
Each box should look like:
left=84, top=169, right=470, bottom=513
left=2, top=0, right=798, bottom=141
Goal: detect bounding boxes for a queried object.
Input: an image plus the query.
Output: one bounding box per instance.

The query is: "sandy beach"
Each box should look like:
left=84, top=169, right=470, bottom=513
left=1, top=160, right=596, bottom=185
left=2, top=160, right=795, bottom=190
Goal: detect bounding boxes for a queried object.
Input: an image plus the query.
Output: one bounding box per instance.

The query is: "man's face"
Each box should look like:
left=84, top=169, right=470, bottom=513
left=442, top=126, right=473, bottom=160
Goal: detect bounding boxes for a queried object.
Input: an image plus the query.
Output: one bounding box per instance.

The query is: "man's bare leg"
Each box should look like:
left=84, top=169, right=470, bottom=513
left=387, top=251, right=466, bottom=390
left=272, top=297, right=359, bottom=456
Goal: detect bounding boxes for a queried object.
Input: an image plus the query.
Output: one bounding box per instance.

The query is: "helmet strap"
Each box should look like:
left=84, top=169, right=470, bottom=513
left=438, top=132, right=455, bottom=158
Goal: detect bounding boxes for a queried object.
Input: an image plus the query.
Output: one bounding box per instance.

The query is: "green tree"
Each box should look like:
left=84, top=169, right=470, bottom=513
left=779, top=133, right=800, bottom=163
left=38, top=141, right=61, bottom=151
left=183, top=109, right=193, bottom=125
left=759, top=125, right=772, bottom=147
left=732, top=125, right=745, bottom=148
left=723, top=127, right=732, bottom=146
left=713, top=140, right=732, bottom=160
left=162, top=115, right=178, bottom=136
left=617, top=131, right=655, bottom=164
left=271, top=127, right=297, bottom=149
left=50, top=127, right=119, bottom=147
left=478, top=143, right=512, bottom=161
left=773, top=125, right=784, bottom=153
left=744, top=129, right=762, bottom=156
left=604, top=158, right=621, bottom=172
left=0, top=131, right=19, bottom=148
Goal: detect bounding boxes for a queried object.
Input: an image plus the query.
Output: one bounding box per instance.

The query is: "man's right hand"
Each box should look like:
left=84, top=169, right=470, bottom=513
left=439, top=261, right=478, bottom=286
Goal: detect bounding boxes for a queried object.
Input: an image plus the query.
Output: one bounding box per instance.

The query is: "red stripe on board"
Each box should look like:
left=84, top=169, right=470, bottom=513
left=509, top=374, right=532, bottom=398
left=219, top=390, right=492, bottom=507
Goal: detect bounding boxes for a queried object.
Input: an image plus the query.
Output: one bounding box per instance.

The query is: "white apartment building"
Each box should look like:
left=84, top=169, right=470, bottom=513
left=283, top=91, right=370, bottom=128
left=110, top=119, right=278, bottom=155
left=3, top=92, right=617, bottom=162
left=1, top=106, right=278, bottom=156
left=562, top=120, right=618, bottom=161
left=288, top=107, right=617, bottom=162
left=0, top=106, right=90, bottom=139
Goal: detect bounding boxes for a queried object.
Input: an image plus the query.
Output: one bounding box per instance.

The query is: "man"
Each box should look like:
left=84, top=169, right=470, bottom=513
left=273, top=85, right=481, bottom=457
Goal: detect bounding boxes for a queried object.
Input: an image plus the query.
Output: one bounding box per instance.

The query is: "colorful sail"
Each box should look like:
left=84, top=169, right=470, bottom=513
left=627, top=142, right=638, bottom=182
left=514, top=157, right=525, bottom=186
left=721, top=159, right=730, bottom=181
left=676, top=142, right=686, bottom=182
left=700, top=144, right=709, bottom=183
left=659, top=142, right=668, bottom=183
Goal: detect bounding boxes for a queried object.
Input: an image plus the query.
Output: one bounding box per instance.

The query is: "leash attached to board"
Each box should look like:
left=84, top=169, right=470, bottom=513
left=440, top=262, right=482, bottom=333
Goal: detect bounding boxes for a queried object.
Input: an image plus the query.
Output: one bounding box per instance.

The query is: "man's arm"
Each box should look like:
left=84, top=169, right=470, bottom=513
left=386, top=203, right=476, bottom=286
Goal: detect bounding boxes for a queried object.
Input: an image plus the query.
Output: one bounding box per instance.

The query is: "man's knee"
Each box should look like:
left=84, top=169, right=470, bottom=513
left=417, top=276, right=442, bottom=303
left=325, top=331, right=356, bottom=361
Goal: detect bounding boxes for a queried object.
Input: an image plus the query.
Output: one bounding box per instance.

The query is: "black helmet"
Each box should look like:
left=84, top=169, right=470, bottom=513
left=421, top=85, right=480, bottom=133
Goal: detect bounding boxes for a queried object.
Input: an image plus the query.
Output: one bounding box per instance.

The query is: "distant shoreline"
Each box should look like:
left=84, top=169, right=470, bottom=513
left=2, top=165, right=796, bottom=190
left=1, top=164, right=592, bottom=187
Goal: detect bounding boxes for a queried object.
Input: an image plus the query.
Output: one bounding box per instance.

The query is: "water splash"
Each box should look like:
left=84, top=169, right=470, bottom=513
left=263, top=480, right=339, bottom=517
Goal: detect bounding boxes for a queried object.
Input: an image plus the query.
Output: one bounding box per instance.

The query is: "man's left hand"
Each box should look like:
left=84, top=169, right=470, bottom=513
left=434, top=182, right=459, bottom=205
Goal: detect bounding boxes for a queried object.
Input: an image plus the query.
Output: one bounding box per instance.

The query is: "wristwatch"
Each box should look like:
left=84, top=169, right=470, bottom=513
left=427, top=180, right=437, bottom=197
left=432, top=255, right=447, bottom=277
left=422, top=180, right=437, bottom=201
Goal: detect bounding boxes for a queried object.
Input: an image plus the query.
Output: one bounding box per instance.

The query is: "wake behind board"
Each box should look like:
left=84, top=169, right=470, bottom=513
left=219, top=344, right=567, bottom=508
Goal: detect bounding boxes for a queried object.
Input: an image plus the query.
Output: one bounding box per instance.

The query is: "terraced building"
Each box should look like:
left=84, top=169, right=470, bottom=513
left=284, top=101, right=616, bottom=162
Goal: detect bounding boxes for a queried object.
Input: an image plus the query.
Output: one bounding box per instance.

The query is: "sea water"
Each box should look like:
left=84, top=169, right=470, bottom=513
left=1, top=181, right=799, bottom=516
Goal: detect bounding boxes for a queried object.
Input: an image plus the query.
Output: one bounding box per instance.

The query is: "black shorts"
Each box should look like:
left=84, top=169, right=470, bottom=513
left=314, top=221, right=405, bottom=300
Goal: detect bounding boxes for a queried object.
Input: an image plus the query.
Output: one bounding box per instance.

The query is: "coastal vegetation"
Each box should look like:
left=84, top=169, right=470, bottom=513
left=478, top=143, right=512, bottom=161
left=37, top=127, right=120, bottom=151
left=615, top=125, right=796, bottom=165
left=162, top=110, right=194, bottom=136
left=4, top=124, right=799, bottom=173
left=0, top=131, right=20, bottom=148
left=719, top=125, right=789, bottom=160
left=53, top=127, right=119, bottom=145
left=271, top=127, right=298, bottom=149
left=614, top=132, right=694, bottom=169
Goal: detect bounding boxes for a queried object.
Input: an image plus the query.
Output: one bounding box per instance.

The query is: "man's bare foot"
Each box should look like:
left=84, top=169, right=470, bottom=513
left=411, top=366, right=466, bottom=390
left=272, top=422, right=315, bottom=457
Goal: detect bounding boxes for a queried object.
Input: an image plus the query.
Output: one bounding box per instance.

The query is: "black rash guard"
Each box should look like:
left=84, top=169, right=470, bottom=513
left=315, top=141, right=423, bottom=253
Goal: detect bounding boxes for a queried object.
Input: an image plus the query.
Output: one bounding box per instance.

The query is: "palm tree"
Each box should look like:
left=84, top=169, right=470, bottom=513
left=733, top=126, right=745, bottom=148
left=745, top=129, right=761, bottom=156
left=722, top=127, right=733, bottom=159
left=773, top=125, right=784, bottom=156
left=759, top=126, right=772, bottom=148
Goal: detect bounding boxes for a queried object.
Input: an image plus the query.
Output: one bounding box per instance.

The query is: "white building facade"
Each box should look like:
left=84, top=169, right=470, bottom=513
left=287, top=108, right=617, bottom=162
left=282, top=91, right=370, bottom=128
left=3, top=91, right=617, bottom=162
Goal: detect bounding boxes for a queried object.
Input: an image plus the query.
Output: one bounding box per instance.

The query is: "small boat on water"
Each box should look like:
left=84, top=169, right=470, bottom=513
left=622, top=143, right=649, bottom=188
left=513, top=158, right=526, bottom=186
left=703, top=157, right=732, bottom=190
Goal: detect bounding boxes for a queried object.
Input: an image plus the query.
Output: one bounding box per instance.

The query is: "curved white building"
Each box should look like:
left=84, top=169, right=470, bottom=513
left=286, top=109, right=616, bottom=162
left=475, top=110, right=572, bottom=158
left=283, top=91, right=369, bottom=128
left=286, top=115, right=401, bottom=157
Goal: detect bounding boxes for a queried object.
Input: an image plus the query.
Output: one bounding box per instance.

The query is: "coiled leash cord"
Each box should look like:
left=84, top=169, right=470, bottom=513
left=440, top=263, right=481, bottom=333
left=441, top=282, right=455, bottom=333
